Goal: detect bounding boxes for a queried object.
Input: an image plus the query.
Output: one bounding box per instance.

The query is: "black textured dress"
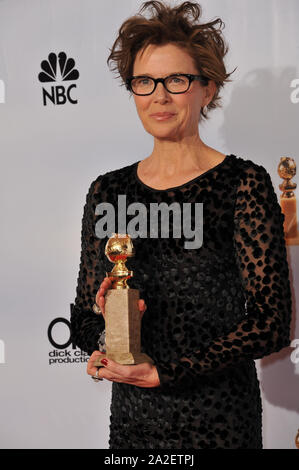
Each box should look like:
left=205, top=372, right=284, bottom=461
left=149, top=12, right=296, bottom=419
left=70, top=153, right=292, bottom=449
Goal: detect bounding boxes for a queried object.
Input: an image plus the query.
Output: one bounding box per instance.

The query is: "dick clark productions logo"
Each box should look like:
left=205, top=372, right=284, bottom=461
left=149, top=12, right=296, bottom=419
left=38, top=51, right=79, bottom=106
left=47, top=313, right=88, bottom=366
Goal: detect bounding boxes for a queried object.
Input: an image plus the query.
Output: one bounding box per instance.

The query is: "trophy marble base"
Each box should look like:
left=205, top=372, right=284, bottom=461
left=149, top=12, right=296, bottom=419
left=285, top=232, right=299, bottom=245
left=93, top=287, right=154, bottom=367
left=281, top=195, right=299, bottom=245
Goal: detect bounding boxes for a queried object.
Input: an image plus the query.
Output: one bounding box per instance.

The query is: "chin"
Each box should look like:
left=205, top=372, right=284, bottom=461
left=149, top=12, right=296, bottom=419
left=150, top=131, right=177, bottom=140
left=144, top=124, right=177, bottom=138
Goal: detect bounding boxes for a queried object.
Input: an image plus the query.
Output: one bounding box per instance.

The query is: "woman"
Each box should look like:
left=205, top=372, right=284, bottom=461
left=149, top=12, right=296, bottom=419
left=70, top=1, right=292, bottom=449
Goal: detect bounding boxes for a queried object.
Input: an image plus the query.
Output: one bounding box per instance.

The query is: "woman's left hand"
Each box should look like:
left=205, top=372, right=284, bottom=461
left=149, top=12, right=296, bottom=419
left=87, top=351, right=161, bottom=388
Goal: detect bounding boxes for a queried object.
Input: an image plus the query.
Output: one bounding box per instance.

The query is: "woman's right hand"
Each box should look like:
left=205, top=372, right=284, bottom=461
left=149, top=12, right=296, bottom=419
left=95, top=277, right=147, bottom=320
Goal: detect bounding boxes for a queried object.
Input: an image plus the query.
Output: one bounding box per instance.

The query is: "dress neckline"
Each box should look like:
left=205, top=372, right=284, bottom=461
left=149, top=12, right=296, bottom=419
left=134, top=154, right=233, bottom=192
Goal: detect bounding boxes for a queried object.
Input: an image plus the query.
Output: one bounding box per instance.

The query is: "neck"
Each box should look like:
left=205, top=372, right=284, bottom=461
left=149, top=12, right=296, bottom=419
left=146, top=136, right=213, bottom=173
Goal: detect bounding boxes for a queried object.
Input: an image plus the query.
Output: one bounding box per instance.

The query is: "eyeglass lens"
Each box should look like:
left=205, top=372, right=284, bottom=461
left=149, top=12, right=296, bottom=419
left=131, top=75, right=190, bottom=95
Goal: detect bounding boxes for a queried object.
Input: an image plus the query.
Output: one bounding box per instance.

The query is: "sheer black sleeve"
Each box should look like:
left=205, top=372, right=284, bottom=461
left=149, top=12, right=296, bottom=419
left=70, top=176, right=106, bottom=355
left=155, top=164, right=292, bottom=390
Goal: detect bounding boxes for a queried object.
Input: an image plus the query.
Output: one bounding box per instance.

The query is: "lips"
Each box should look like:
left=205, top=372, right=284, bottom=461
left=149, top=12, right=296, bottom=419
left=150, top=112, right=175, bottom=117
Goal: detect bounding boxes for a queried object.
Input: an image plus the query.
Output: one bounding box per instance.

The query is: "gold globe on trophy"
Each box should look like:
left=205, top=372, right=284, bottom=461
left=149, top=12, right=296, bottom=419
left=94, top=233, right=154, bottom=367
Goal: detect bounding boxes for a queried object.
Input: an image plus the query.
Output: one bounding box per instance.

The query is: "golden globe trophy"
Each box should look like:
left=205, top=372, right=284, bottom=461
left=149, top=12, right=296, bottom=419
left=94, top=233, right=154, bottom=367
left=278, top=157, right=299, bottom=245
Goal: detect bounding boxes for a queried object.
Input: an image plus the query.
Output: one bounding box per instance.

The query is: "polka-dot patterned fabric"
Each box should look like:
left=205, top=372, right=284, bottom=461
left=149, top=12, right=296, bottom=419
left=70, top=154, right=292, bottom=449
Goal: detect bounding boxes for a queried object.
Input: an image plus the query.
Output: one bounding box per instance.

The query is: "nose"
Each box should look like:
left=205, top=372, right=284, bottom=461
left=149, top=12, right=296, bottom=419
left=153, top=82, right=170, bottom=101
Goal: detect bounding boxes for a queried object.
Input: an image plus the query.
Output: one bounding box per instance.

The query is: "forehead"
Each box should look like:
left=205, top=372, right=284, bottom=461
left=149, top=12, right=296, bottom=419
left=133, top=43, right=196, bottom=75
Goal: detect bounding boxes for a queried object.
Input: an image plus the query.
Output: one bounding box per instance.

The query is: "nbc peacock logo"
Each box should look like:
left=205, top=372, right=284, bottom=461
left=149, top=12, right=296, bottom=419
left=38, top=51, right=80, bottom=106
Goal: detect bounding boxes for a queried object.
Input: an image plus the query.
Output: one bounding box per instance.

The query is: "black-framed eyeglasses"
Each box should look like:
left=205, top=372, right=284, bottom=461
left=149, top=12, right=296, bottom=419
left=125, top=73, right=209, bottom=96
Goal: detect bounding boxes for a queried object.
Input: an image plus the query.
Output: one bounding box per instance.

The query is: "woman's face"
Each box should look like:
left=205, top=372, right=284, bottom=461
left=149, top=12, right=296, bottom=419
left=132, top=43, right=216, bottom=141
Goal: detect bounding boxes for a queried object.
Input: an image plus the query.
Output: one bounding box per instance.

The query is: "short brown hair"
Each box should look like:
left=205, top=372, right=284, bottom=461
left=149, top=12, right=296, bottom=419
left=107, top=0, right=236, bottom=120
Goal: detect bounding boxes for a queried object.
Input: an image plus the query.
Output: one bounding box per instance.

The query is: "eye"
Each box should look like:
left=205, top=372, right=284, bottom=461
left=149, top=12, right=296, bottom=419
left=170, top=77, right=184, bottom=83
left=136, top=78, right=151, bottom=85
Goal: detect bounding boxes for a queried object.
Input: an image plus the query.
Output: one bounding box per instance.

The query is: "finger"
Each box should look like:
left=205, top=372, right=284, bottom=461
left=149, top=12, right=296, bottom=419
left=96, top=278, right=112, bottom=314
left=138, top=299, right=147, bottom=316
left=98, top=296, right=106, bottom=316
left=99, top=357, right=133, bottom=380
left=96, top=278, right=111, bottom=300
left=94, top=296, right=105, bottom=318
left=100, top=276, right=112, bottom=288
left=87, top=351, right=104, bottom=376
left=89, top=350, right=104, bottom=360
left=99, top=295, right=106, bottom=312
left=95, top=290, right=103, bottom=311
left=87, top=355, right=102, bottom=375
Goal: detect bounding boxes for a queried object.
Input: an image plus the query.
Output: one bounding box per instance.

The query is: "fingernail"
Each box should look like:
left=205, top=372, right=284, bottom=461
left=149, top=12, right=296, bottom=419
left=101, top=359, right=108, bottom=365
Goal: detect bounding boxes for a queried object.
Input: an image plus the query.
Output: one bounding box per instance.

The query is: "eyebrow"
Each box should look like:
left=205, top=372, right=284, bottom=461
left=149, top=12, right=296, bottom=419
left=134, top=72, right=187, bottom=77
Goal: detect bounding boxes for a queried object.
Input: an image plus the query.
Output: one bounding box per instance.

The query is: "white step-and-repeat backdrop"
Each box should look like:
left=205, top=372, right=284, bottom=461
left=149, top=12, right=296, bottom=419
left=0, top=0, right=298, bottom=449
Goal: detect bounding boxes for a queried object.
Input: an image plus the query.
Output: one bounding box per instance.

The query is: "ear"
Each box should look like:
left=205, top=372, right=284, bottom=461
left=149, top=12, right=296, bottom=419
left=205, top=80, right=217, bottom=105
